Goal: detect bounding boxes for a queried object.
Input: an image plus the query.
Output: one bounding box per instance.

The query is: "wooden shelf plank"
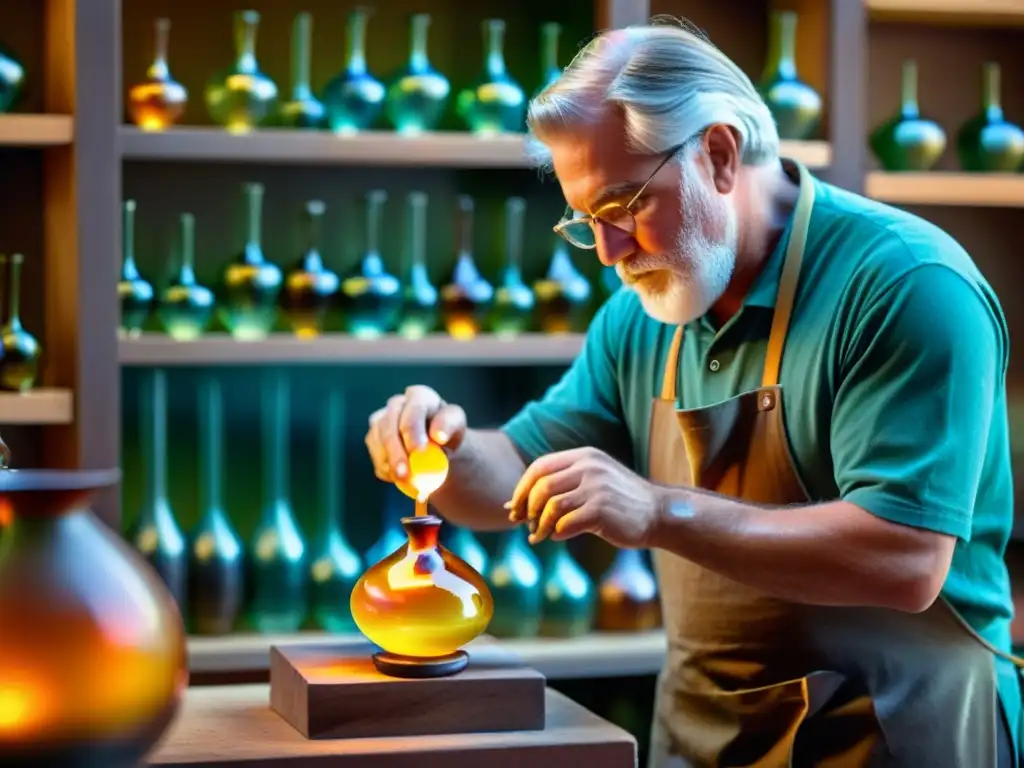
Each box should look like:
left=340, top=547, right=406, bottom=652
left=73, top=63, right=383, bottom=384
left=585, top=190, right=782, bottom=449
left=865, top=172, right=1024, bottom=207
left=0, top=114, right=73, bottom=146
left=119, top=333, right=585, bottom=367
left=780, top=140, right=832, bottom=169
left=866, top=0, right=1024, bottom=26
left=0, top=388, right=74, bottom=425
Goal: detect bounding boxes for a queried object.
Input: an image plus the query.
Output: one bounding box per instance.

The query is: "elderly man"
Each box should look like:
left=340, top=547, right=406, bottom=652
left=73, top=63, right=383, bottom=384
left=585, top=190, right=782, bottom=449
left=365, top=21, right=1020, bottom=768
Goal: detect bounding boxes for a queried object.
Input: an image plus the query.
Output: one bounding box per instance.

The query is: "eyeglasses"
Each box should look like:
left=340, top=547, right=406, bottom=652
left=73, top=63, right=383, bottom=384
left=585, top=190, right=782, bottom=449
left=553, top=143, right=687, bottom=250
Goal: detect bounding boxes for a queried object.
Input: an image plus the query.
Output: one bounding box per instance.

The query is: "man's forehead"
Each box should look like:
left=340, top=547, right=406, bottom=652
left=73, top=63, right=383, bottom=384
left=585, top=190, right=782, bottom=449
left=547, top=128, right=639, bottom=212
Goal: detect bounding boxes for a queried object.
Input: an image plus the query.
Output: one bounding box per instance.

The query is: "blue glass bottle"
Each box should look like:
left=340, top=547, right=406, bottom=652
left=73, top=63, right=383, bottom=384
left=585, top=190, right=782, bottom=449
left=869, top=60, right=946, bottom=172
left=118, top=200, right=153, bottom=339
left=205, top=11, right=278, bottom=134
left=0, top=43, right=26, bottom=113
left=490, top=196, right=534, bottom=337
left=457, top=19, right=526, bottom=135
left=277, top=12, right=325, bottom=129
left=322, top=8, right=385, bottom=135
left=365, top=487, right=408, bottom=567
left=397, top=192, right=439, bottom=340
left=159, top=213, right=215, bottom=341
left=956, top=62, right=1024, bottom=173
left=757, top=11, right=822, bottom=141
left=386, top=14, right=450, bottom=135
left=340, top=190, right=402, bottom=338
left=538, top=540, right=595, bottom=637
left=486, top=527, right=542, bottom=638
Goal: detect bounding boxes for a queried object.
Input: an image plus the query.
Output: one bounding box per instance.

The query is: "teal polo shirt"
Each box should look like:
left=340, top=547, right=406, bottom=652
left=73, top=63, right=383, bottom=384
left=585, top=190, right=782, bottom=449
left=503, top=173, right=1020, bottom=747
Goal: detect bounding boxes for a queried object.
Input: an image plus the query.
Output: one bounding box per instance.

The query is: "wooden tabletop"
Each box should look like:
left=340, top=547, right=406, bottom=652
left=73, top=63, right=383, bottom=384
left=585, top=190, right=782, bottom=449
left=148, top=684, right=638, bottom=768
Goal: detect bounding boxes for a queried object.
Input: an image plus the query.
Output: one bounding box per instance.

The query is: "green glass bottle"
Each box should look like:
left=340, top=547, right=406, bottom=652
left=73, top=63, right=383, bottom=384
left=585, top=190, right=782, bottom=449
left=538, top=540, right=595, bottom=638
left=397, top=191, right=438, bottom=340
left=0, top=42, right=26, bottom=113
left=533, top=237, right=593, bottom=334
left=441, top=196, right=494, bottom=340
left=246, top=372, right=308, bottom=633
left=956, top=62, right=1024, bottom=173
left=0, top=255, right=41, bottom=392
left=205, top=11, right=278, bottom=134
left=159, top=213, right=215, bottom=341
left=486, top=526, right=542, bottom=638
left=277, top=12, right=325, bottom=129
left=757, top=11, right=822, bottom=141
left=309, top=390, right=362, bottom=633
left=187, top=376, right=244, bottom=636
left=118, top=200, right=154, bottom=338
left=386, top=14, right=450, bottom=135
left=365, top=486, right=409, bottom=567
left=340, top=190, right=402, bottom=339
left=869, top=60, right=946, bottom=172
left=322, top=8, right=385, bottom=135
left=443, top=526, right=488, bottom=576
left=457, top=19, right=526, bottom=135
left=282, top=200, right=339, bottom=339
left=535, top=22, right=563, bottom=96
left=218, top=182, right=282, bottom=341
left=490, top=196, right=534, bottom=337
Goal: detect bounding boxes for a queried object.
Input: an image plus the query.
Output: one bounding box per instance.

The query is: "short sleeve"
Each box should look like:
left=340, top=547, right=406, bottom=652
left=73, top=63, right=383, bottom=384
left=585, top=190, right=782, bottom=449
left=831, top=263, right=1007, bottom=541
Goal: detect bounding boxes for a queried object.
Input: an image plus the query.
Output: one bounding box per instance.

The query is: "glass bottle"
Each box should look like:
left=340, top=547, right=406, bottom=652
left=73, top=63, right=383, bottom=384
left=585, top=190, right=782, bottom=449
left=486, top=526, right=542, bottom=638
left=187, top=376, right=244, bottom=636
left=119, top=199, right=154, bottom=338
left=205, top=10, right=278, bottom=134
left=869, top=60, right=946, bottom=172
left=386, top=14, right=450, bottom=135
left=457, top=19, right=527, bottom=135
left=956, top=62, right=1024, bottom=173
left=322, top=8, right=385, bottom=135
left=125, top=369, right=188, bottom=611
left=0, top=43, right=25, bottom=113
left=159, top=213, right=215, bottom=341
left=309, top=390, right=363, bottom=633
left=441, top=196, right=494, bottom=340
left=340, top=190, right=402, bottom=338
left=538, top=540, right=595, bottom=638
left=282, top=200, right=339, bottom=339
left=397, top=191, right=439, bottom=340
left=127, top=18, right=188, bottom=132
left=534, top=237, right=593, bottom=334
left=595, top=549, right=661, bottom=631
left=0, top=254, right=41, bottom=392
left=443, top=526, right=489, bottom=576
left=277, top=12, right=325, bottom=129
left=757, top=11, right=822, bottom=141
left=535, top=22, right=562, bottom=96
left=490, top=196, right=534, bottom=337
left=245, top=372, right=308, bottom=633
left=218, top=182, right=282, bottom=341
left=365, top=486, right=408, bottom=566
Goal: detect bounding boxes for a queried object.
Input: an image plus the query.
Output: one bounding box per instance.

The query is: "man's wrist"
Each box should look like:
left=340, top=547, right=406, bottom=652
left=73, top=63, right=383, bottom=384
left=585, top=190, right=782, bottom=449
left=643, top=484, right=697, bottom=551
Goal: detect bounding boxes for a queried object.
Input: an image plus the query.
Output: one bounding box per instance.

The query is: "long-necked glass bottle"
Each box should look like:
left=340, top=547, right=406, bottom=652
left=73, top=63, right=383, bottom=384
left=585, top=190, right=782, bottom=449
left=365, top=486, right=408, bottom=567
left=340, top=190, right=402, bottom=338
left=119, top=199, right=154, bottom=338
left=0, top=43, right=25, bottom=113
left=205, top=10, right=278, bottom=134
left=277, top=12, right=325, bottom=129
left=757, top=11, right=822, bottom=141
left=322, top=8, right=385, bottom=135
left=187, top=376, right=244, bottom=636
left=869, top=60, right=946, bottom=172
left=441, top=196, right=494, bottom=340
left=956, top=62, right=1024, bottom=173
left=159, top=213, right=215, bottom=341
left=486, top=526, right=542, bottom=638
left=127, top=18, right=188, bottom=131
left=386, top=14, right=450, bottom=135
left=457, top=19, right=526, bottom=135
left=596, top=549, right=661, bottom=631
left=397, top=191, right=438, bottom=340
left=218, top=182, right=282, bottom=341
left=535, top=22, right=562, bottom=96
left=0, top=254, right=40, bottom=392
left=490, top=196, right=534, bottom=337
left=538, top=540, right=595, bottom=637
left=246, top=372, right=307, bottom=633
left=283, top=200, right=339, bottom=339
left=534, top=237, right=593, bottom=334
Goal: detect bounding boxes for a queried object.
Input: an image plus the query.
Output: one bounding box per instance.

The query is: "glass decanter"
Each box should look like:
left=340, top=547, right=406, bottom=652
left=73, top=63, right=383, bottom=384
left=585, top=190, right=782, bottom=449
left=277, top=12, right=325, bottom=129
left=595, top=549, right=661, bottom=631
left=489, top=196, right=534, bottom=337
left=217, top=182, right=282, bottom=341
left=486, top=526, right=542, bottom=638
left=869, top=60, right=946, bottom=172
left=119, top=199, right=154, bottom=338
left=956, top=62, right=1024, bottom=173
left=757, top=11, right=822, bottom=141
left=397, top=191, right=439, bottom=340
left=127, top=18, right=188, bottom=132
left=534, top=237, right=593, bottom=334
left=282, top=200, right=339, bottom=338
left=340, top=190, right=402, bottom=338
left=535, top=22, right=563, bottom=96
left=159, top=213, right=215, bottom=341
left=187, top=376, right=244, bottom=636
left=365, top=486, right=409, bottom=566
left=0, top=42, right=25, bottom=113
left=441, top=196, right=494, bottom=340
left=386, top=13, right=450, bottom=135
left=0, top=254, right=41, bottom=392
left=538, top=540, right=595, bottom=637
left=457, top=19, right=526, bottom=135
left=205, top=10, right=278, bottom=134
left=322, top=7, right=385, bottom=135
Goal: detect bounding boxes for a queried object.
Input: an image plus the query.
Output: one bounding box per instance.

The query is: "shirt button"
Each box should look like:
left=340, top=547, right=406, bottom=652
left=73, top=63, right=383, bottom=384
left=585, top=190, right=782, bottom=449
left=709, top=359, right=720, bottom=372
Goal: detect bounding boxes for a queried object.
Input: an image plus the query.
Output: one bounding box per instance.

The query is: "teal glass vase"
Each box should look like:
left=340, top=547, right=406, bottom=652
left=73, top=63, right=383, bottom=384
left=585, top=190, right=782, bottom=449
left=205, top=11, right=278, bottom=134
left=386, top=14, right=450, bottom=135
left=486, top=527, right=542, bottom=638
left=397, top=191, right=439, bottom=340
left=0, top=43, right=26, bottom=113
left=340, top=190, right=401, bottom=339
left=118, top=200, right=154, bottom=338
left=538, top=540, right=595, bottom=637
left=457, top=19, right=526, bottom=135
left=956, top=62, right=1024, bottom=173
left=757, top=11, right=822, bottom=141
left=159, top=213, right=215, bottom=341
left=534, top=237, right=593, bottom=334
left=0, top=254, right=41, bottom=393
left=535, top=22, right=562, bottom=96
left=365, top=487, right=408, bottom=567
left=322, top=8, right=385, bottom=135
left=490, top=196, right=534, bottom=337
left=276, top=12, right=325, bottom=129
left=869, top=60, right=946, bottom=172
left=441, top=196, right=494, bottom=340
left=443, top=526, right=488, bottom=576
left=282, top=200, right=339, bottom=339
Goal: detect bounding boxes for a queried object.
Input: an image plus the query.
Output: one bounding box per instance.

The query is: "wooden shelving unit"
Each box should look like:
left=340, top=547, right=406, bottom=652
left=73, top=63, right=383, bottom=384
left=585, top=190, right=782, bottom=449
left=0, top=389, right=74, bottom=425
left=865, top=172, right=1024, bottom=207
left=866, top=0, right=1024, bottom=27
left=0, top=114, right=74, bottom=146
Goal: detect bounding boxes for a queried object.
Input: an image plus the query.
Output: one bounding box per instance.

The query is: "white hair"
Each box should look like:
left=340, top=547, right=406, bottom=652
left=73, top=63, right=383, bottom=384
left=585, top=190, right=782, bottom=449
left=525, top=17, right=779, bottom=170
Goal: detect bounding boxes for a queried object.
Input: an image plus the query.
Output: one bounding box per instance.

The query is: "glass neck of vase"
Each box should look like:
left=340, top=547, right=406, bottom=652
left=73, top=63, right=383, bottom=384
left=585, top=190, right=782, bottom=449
left=346, top=15, right=368, bottom=75
left=485, top=24, right=507, bottom=78
left=983, top=64, right=1004, bottom=121
left=404, top=517, right=441, bottom=552
left=900, top=63, right=920, bottom=119
left=764, top=14, right=797, bottom=80
left=409, top=17, right=430, bottom=70
left=141, top=375, right=169, bottom=514
left=262, top=377, right=289, bottom=509
left=291, top=14, right=313, bottom=99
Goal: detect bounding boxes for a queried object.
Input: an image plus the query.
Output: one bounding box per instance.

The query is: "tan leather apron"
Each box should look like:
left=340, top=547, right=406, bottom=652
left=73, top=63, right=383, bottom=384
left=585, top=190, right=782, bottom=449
left=647, top=161, right=1013, bottom=767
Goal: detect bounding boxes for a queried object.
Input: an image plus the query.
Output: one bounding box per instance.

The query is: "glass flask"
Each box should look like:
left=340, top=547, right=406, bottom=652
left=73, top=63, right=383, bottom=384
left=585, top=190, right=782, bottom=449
left=458, top=19, right=526, bottom=135
left=489, top=196, right=534, bottom=337
left=340, top=190, right=402, bottom=338
left=245, top=372, right=308, bottom=633
left=322, top=8, right=385, bottom=135
left=534, top=237, right=593, bottom=334
left=350, top=513, right=494, bottom=677
left=309, top=390, right=363, bottom=633
left=127, top=18, right=188, bottom=132
left=538, top=540, right=595, bottom=637
left=535, top=22, right=563, bottom=96
left=205, top=10, right=278, bottom=134
left=956, top=62, right=1024, bottom=173
left=119, top=199, right=154, bottom=338
left=0, top=255, right=40, bottom=392
left=125, top=369, right=187, bottom=610
left=365, top=486, right=408, bottom=567
left=282, top=200, right=339, bottom=338
left=397, top=191, right=439, bottom=340
left=386, top=14, right=450, bottom=135
left=0, top=42, right=25, bottom=113
left=441, top=196, right=494, bottom=340
left=276, top=12, right=325, bottom=129
left=218, top=182, right=282, bottom=341
left=0, top=468, right=187, bottom=768
left=869, top=60, right=946, bottom=172
left=444, top=526, right=488, bottom=576
left=595, top=549, right=661, bottom=631
left=486, top=526, right=542, bottom=638
left=187, top=377, right=244, bottom=636
left=757, top=11, right=822, bottom=141
left=158, top=213, right=215, bottom=341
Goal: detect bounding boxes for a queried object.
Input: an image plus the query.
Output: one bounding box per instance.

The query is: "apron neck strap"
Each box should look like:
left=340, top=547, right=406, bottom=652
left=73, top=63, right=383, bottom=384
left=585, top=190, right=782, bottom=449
left=660, top=325, right=684, bottom=401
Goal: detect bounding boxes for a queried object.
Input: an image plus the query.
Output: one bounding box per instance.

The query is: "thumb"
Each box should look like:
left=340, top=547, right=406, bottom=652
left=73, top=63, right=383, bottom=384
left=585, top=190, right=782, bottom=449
left=429, top=404, right=467, bottom=451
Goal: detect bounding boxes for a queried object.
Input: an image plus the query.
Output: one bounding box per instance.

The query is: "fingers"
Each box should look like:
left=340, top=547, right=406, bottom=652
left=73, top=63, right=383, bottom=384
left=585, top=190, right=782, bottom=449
left=375, top=395, right=410, bottom=479
left=530, top=487, right=589, bottom=544
left=366, top=386, right=451, bottom=483
left=508, top=448, right=592, bottom=518
left=365, top=408, right=392, bottom=481
left=397, top=385, right=442, bottom=455
left=526, top=466, right=581, bottom=522
left=428, top=404, right=467, bottom=450
left=550, top=505, right=601, bottom=542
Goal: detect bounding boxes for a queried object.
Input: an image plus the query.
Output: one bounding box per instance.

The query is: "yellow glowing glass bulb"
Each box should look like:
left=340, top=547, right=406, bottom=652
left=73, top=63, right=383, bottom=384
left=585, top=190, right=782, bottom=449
left=395, top=441, right=450, bottom=503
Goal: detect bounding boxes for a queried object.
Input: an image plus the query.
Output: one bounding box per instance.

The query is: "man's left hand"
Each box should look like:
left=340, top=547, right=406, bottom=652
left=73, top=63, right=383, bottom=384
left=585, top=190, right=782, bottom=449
left=506, top=447, right=665, bottom=548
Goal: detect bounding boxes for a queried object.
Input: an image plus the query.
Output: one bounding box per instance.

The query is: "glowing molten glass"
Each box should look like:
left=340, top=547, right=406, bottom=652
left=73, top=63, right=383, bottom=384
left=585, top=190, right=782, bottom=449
left=395, top=441, right=450, bottom=503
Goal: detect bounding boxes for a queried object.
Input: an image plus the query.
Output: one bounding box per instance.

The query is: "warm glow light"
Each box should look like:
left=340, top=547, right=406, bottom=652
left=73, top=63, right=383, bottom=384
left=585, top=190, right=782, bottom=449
left=395, top=442, right=449, bottom=503
left=0, top=684, right=42, bottom=732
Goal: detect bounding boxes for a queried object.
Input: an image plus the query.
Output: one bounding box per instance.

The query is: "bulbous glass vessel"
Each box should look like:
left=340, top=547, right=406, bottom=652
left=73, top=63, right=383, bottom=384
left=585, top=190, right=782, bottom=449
left=533, top=238, right=592, bottom=334
left=870, top=60, right=946, bottom=172
left=340, top=190, right=401, bottom=338
left=596, top=549, right=661, bottom=631
left=282, top=200, right=339, bottom=338
left=0, top=255, right=41, bottom=392
left=956, top=62, right=1024, bottom=172
left=276, top=12, right=325, bottom=129
left=205, top=11, right=278, bottom=134
left=490, top=196, right=534, bottom=337
left=158, top=213, right=215, bottom=341
left=457, top=19, right=526, bottom=135
left=119, top=200, right=154, bottom=338
left=0, top=43, right=26, bottom=113
left=322, top=8, right=385, bottom=135
left=441, top=196, right=493, bottom=340
left=757, top=11, right=822, bottom=141
left=127, top=18, right=188, bottom=131
left=386, top=14, right=450, bottom=135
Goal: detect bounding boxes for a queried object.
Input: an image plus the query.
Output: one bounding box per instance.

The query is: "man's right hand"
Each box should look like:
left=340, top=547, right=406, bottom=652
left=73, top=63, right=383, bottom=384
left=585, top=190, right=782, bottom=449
left=365, top=385, right=467, bottom=483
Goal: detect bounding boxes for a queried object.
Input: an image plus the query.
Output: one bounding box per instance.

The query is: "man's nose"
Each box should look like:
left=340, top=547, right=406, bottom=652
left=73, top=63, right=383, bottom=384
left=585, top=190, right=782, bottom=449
left=594, top=222, right=635, bottom=267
